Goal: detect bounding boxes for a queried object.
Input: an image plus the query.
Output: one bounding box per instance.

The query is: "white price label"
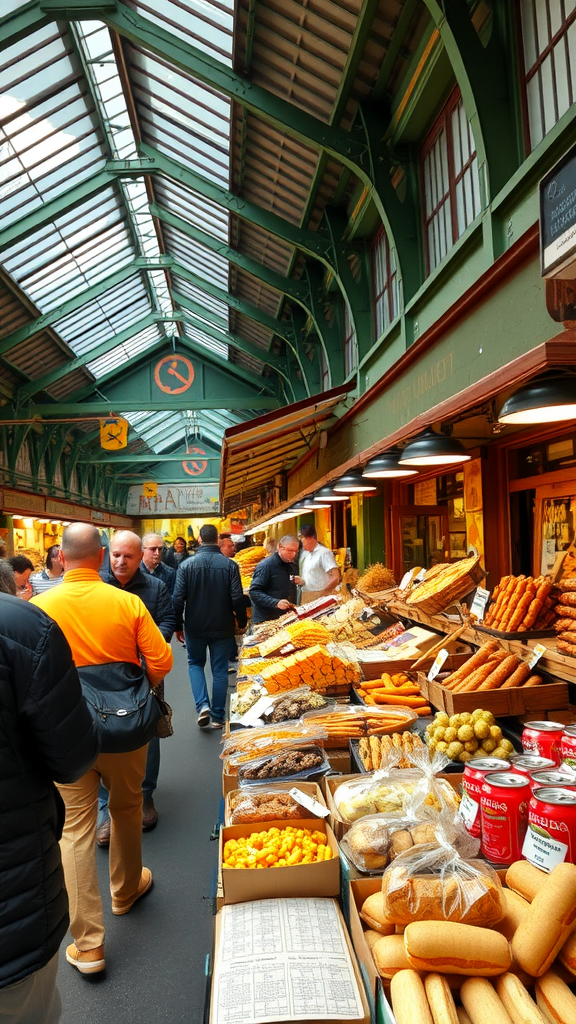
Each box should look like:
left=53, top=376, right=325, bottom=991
left=522, top=824, right=568, bottom=873
left=470, top=586, right=490, bottom=622
left=289, top=787, right=329, bottom=818
left=415, top=568, right=427, bottom=582
left=428, top=648, right=450, bottom=681
left=458, top=790, right=480, bottom=829
left=239, top=695, right=275, bottom=726
left=528, top=643, right=547, bottom=670
left=399, top=570, right=413, bottom=590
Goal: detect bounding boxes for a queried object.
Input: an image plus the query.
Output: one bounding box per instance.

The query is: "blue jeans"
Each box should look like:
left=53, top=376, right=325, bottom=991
left=185, top=635, right=231, bottom=723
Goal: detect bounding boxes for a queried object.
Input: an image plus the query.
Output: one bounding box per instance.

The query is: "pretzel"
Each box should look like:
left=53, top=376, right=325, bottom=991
left=555, top=618, right=576, bottom=632
left=557, top=576, right=576, bottom=592
left=559, top=592, right=576, bottom=607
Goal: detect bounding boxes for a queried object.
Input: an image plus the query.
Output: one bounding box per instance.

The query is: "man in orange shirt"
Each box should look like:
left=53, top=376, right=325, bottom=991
left=32, top=524, right=173, bottom=976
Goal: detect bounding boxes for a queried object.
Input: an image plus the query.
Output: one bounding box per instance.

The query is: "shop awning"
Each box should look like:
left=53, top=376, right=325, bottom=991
left=220, top=383, right=354, bottom=515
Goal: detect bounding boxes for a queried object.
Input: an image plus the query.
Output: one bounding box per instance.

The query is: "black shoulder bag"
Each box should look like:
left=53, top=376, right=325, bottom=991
left=77, top=662, right=162, bottom=753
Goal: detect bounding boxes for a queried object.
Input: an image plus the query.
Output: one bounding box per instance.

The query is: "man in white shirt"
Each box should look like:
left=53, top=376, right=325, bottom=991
left=294, top=525, right=340, bottom=604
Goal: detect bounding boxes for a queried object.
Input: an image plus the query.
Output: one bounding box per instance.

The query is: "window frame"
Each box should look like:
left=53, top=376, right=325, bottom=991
left=517, top=0, right=576, bottom=152
left=372, top=226, right=398, bottom=338
left=343, top=302, right=357, bottom=378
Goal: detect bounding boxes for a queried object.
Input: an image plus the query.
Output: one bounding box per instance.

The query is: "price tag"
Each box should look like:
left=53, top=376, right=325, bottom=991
left=415, top=568, right=427, bottom=583
left=469, top=587, right=490, bottom=622
left=239, top=695, right=275, bottom=726
left=428, top=648, right=450, bottom=681
left=528, top=643, right=547, bottom=670
left=522, top=824, right=568, bottom=873
left=399, top=570, right=413, bottom=590
left=289, top=787, right=329, bottom=818
left=458, top=790, right=480, bottom=828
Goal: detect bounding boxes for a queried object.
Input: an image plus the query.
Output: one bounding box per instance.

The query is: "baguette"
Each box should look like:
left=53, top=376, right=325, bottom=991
left=496, top=972, right=548, bottom=1024
left=390, top=969, right=434, bottom=1024
left=535, top=968, right=576, bottom=1024
left=501, top=662, right=532, bottom=689
left=424, top=973, right=460, bottom=1024
left=511, top=863, right=576, bottom=977
left=453, top=653, right=508, bottom=693
left=558, top=928, right=576, bottom=975
left=443, top=642, right=500, bottom=689
left=403, top=921, right=511, bottom=976
left=494, top=889, right=532, bottom=941
left=505, top=861, right=548, bottom=902
left=460, top=977, right=514, bottom=1024
left=372, top=933, right=414, bottom=978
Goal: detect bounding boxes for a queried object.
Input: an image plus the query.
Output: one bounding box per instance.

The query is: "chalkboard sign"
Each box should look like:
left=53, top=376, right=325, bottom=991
left=540, top=143, right=576, bottom=277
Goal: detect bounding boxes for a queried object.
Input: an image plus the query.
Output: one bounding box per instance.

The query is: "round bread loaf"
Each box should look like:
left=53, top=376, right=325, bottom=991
left=381, top=864, right=505, bottom=927
left=404, top=921, right=511, bottom=976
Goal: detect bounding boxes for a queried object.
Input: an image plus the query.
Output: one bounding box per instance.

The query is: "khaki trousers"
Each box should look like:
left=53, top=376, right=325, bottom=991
left=57, top=746, right=148, bottom=949
left=0, top=953, right=61, bottom=1024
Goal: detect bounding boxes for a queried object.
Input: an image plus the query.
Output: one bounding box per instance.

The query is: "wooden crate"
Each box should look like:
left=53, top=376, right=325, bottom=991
left=418, top=672, right=569, bottom=717
left=359, top=648, right=472, bottom=681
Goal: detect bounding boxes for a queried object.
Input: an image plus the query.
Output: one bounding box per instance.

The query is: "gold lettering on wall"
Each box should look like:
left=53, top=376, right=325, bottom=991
left=390, top=352, right=454, bottom=419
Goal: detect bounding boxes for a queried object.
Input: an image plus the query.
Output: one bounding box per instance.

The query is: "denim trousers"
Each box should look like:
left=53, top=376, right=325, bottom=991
left=185, top=634, right=231, bottom=723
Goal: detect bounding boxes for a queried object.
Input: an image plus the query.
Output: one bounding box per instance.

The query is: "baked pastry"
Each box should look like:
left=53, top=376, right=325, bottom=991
left=381, top=862, right=505, bottom=926
left=343, top=818, right=391, bottom=871
left=360, top=892, right=395, bottom=934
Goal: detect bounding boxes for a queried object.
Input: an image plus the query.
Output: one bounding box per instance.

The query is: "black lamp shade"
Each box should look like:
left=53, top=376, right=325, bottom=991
left=398, top=430, right=471, bottom=466
left=313, top=486, right=348, bottom=501
left=333, top=470, right=378, bottom=492
left=362, top=450, right=418, bottom=478
left=498, top=375, right=576, bottom=425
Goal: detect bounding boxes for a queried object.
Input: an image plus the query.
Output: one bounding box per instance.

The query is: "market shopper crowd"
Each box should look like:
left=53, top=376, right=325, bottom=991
left=0, top=523, right=340, bottom=1022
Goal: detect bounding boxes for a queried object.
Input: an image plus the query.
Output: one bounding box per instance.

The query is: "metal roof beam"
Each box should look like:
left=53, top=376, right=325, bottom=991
left=24, top=399, right=279, bottom=414
left=0, top=1, right=51, bottom=51
left=172, top=298, right=286, bottom=375
left=0, top=258, right=169, bottom=357
left=60, top=337, right=169, bottom=404
left=78, top=453, right=222, bottom=463
left=174, top=334, right=277, bottom=396
left=0, top=171, right=115, bottom=251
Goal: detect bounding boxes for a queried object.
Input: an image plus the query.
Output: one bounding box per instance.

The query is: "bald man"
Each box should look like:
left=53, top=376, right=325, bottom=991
left=32, top=524, right=173, bottom=975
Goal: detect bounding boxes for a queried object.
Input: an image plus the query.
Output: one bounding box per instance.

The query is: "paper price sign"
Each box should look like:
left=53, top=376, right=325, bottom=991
left=428, top=648, right=450, bottom=681
left=470, top=587, right=490, bottom=622
left=528, top=643, right=547, bottom=670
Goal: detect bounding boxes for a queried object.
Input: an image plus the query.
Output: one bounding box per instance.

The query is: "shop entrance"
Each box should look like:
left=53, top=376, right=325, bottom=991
left=391, top=505, right=450, bottom=578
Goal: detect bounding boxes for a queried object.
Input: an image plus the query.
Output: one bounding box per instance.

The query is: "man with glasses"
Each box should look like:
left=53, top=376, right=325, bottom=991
left=249, top=535, right=299, bottom=625
left=140, top=533, right=176, bottom=595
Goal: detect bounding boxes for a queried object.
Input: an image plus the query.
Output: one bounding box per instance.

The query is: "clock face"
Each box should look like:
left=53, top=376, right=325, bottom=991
left=154, top=354, right=195, bottom=395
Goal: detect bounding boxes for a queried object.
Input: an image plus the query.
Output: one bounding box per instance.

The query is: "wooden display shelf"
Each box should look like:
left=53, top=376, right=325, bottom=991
left=418, top=671, right=569, bottom=717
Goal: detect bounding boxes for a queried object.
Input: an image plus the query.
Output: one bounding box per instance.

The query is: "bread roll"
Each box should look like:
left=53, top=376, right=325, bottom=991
left=411, top=824, right=438, bottom=845
left=404, top=921, right=511, bottom=976
left=372, top=933, right=413, bottom=978
left=506, top=861, right=548, bottom=902
left=424, top=972, right=459, bottom=1024
left=346, top=817, right=390, bottom=870
left=389, top=830, right=414, bottom=859
left=495, top=889, right=532, bottom=941
left=461, top=977, right=514, bottom=1024
left=457, top=1009, right=473, bottom=1024
left=511, top=863, right=576, bottom=977
left=557, top=929, right=576, bottom=976
left=360, top=892, right=395, bottom=934
left=382, top=865, right=505, bottom=926
left=495, top=972, right=548, bottom=1024
left=390, top=969, right=434, bottom=1024
left=535, top=968, right=576, bottom=1024
left=363, top=929, right=382, bottom=951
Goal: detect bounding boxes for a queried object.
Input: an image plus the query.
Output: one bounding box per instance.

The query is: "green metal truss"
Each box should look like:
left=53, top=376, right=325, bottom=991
left=78, top=453, right=223, bottom=464
left=21, top=399, right=279, bottom=414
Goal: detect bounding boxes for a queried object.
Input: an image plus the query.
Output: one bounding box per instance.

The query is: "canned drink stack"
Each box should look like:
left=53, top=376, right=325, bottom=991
left=521, top=721, right=565, bottom=766
left=522, top=787, right=576, bottom=871
left=461, top=758, right=511, bottom=838
left=480, top=771, right=530, bottom=867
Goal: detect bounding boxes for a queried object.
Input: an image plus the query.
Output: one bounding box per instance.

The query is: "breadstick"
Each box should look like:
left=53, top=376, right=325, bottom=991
left=501, top=661, right=532, bottom=688
left=507, top=584, right=537, bottom=632
left=442, top=642, right=500, bottom=690
left=460, top=977, right=515, bottom=1023
left=522, top=674, right=543, bottom=687
left=454, top=652, right=509, bottom=692
left=478, top=654, right=520, bottom=690
left=369, top=736, right=381, bottom=769
left=424, top=973, right=460, bottom=1024
left=500, top=579, right=529, bottom=632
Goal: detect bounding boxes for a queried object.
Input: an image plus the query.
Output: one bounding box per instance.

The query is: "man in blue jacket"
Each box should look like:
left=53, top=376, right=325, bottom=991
left=0, top=589, right=99, bottom=1021
left=249, top=534, right=299, bottom=624
left=97, top=531, right=175, bottom=840
left=173, top=524, right=247, bottom=728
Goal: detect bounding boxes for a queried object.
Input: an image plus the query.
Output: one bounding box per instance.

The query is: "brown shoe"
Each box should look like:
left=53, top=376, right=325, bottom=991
left=111, top=867, right=153, bottom=916
left=96, top=818, right=110, bottom=848
left=142, top=796, right=158, bottom=832
left=66, top=943, right=106, bottom=974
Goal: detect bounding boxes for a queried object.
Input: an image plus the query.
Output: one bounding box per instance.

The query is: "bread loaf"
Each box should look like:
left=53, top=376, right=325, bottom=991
left=363, top=929, right=382, bottom=951
left=511, top=863, right=576, bottom=977
left=390, top=969, right=434, bottom=1024
left=424, top=972, right=460, bottom=1024
left=460, top=977, right=514, bottom=1024
left=381, top=864, right=505, bottom=926
left=535, top=968, right=576, bottom=1024
left=404, top=921, right=511, bottom=976
left=495, top=972, right=548, bottom=1024
left=372, top=933, right=414, bottom=978
left=558, top=928, right=576, bottom=975
left=495, top=889, right=532, bottom=940
left=456, top=1009, right=473, bottom=1024
left=360, top=892, right=395, bottom=934
left=505, top=861, right=548, bottom=902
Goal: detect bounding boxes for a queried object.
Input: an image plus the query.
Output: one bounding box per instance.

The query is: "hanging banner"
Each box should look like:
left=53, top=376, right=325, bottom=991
left=127, top=483, right=219, bottom=516
left=100, top=417, right=129, bottom=450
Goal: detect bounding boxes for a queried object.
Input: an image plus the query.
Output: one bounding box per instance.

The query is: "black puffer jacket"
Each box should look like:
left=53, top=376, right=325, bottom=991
left=0, top=594, right=99, bottom=989
left=172, top=545, right=247, bottom=638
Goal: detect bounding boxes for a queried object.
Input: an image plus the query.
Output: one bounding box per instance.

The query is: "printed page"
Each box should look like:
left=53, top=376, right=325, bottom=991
left=212, top=898, right=366, bottom=1024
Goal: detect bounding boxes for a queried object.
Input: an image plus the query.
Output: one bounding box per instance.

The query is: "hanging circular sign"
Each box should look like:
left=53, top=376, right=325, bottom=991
left=182, top=445, right=208, bottom=476
left=154, top=354, right=195, bottom=395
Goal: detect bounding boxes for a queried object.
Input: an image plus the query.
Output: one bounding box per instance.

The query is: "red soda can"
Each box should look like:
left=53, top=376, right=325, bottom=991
left=510, top=754, right=556, bottom=776
left=560, top=725, right=576, bottom=770
left=523, top=787, right=576, bottom=870
left=529, top=770, right=576, bottom=793
left=521, top=721, right=565, bottom=766
left=480, top=772, right=530, bottom=866
left=461, top=758, right=511, bottom=838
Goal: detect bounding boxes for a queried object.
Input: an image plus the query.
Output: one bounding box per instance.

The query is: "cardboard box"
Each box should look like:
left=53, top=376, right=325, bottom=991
left=349, top=878, right=385, bottom=1003
left=323, top=772, right=463, bottom=841
left=224, top=781, right=327, bottom=825
left=327, top=747, right=352, bottom=773
left=220, top=818, right=340, bottom=905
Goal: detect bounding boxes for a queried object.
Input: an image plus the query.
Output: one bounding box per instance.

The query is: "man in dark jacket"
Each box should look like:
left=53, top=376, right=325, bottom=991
left=140, top=532, right=176, bottom=595
left=173, top=524, right=247, bottom=728
left=98, top=530, right=175, bottom=839
left=0, top=592, right=99, bottom=1021
left=249, top=534, right=300, bottom=624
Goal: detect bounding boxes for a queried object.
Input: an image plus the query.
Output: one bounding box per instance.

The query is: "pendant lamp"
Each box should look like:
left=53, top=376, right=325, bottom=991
left=362, top=449, right=418, bottom=478
left=333, top=470, right=378, bottom=492
left=313, top=486, right=348, bottom=501
left=398, top=430, right=471, bottom=466
left=298, top=498, right=331, bottom=509
left=498, top=375, right=576, bottom=425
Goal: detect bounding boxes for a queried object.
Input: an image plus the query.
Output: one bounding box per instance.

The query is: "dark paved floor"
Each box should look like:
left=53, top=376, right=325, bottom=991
left=57, top=642, right=225, bottom=1023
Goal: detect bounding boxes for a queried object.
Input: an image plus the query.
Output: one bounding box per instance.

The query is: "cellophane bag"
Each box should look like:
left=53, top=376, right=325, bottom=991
left=226, top=784, right=320, bottom=825
left=237, top=745, right=330, bottom=785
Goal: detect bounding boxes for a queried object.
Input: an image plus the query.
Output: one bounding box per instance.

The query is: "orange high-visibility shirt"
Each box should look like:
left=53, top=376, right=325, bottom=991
left=32, top=568, right=173, bottom=684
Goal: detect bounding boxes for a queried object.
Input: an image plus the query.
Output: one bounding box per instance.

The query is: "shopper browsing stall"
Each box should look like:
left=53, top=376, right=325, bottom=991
left=249, top=534, right=299, bottom=624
